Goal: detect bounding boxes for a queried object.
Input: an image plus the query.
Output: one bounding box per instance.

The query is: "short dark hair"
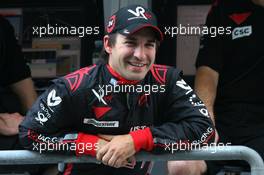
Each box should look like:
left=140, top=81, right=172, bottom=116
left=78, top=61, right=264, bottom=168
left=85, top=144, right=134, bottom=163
left=100, top=33, right=118, bottom=62
left=108, top=33, right=118, bottom=46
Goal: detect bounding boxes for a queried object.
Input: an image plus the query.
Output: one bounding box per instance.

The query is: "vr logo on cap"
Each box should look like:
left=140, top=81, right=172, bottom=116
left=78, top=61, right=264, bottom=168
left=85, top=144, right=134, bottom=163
left=232, top=26, right=252, bottom=40
left=107, top=15, right=116, bottom=33
left=127, top=6, right=148, bottom=20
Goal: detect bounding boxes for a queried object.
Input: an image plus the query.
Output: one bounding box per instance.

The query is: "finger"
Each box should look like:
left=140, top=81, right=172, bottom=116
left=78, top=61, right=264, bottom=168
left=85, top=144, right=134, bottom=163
left=107, top=153, right=119, bottom=167
left=113, top=157, right=125, bottom=168
left=101, top=149, right=114, bottom=166
left=96, top=139, right=108, bottom=152
left=127, top=156, right=136, bottom=166
left=122, top=164, right=135, bottom=169
left=13, top=112, right=23, bottom=117
left=123, top=156, right=136, bottom=169
left=96, top=144, right=109, bottom=161
left=122, top=161, right=135, bottom=169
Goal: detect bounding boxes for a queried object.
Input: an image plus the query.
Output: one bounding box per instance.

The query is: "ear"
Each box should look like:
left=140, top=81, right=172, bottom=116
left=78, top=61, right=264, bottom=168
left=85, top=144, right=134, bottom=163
left=104, top=35, right=112, bottom=54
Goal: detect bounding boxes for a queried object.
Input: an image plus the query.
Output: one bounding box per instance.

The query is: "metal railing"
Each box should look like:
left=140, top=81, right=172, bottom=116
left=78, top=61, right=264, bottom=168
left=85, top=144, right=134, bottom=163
left=0, top=146, right=263, bottom=175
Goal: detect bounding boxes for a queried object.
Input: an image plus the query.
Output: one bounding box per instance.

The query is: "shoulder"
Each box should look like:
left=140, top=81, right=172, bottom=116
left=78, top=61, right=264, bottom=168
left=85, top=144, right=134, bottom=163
left=0, top=16, right=15, bottom=37
left=149, top=64, right=182, bottom=84
left=54, top=64, right=100, bottom=94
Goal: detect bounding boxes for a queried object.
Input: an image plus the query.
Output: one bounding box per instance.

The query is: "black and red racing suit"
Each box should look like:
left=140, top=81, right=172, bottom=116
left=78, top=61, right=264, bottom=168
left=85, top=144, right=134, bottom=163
left=19, top=62, right=215, bottom=175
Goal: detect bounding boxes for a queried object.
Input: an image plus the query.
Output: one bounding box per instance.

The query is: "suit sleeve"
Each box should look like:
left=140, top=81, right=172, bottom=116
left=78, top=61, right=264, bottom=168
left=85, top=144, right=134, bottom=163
left=19, top=78, right=99, bottom=157
left=0, top=17, right=31, bottom=86
left=195, top=1, right=224, bottom=73
left=130, top=69, right=216, bottom=153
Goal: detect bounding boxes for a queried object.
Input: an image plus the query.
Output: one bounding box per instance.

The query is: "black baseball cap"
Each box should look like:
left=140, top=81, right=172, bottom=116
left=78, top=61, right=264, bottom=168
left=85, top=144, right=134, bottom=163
left=105, top=4, right=163, bottom=41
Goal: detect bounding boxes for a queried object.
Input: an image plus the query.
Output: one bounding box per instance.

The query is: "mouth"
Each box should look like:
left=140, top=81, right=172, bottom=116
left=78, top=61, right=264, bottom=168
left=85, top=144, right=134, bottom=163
left=128, top=62, right=147, bottom=67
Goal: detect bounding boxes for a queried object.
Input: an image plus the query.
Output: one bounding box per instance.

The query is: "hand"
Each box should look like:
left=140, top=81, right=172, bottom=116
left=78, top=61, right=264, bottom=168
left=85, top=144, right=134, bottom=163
left=98, top=134, right=115, bottom=141
left=96, top=134, right=136, bottom=168
left=0, top=113, right=24, bottom=136
left=96, top=138, right=109, bottom=153
left=97, top=134, right=136, bottom=169
left=252, top=0, right=264, bottom=7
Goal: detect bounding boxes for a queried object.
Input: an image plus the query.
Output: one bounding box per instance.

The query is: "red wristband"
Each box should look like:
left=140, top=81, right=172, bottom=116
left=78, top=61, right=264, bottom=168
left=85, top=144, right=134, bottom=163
left=129, top=127, right=154, bottom=152
left=75, top=133, right=99, bottom=157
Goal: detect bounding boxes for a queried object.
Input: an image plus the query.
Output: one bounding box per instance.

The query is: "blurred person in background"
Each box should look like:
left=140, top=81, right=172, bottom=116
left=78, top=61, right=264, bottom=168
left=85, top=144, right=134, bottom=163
left=168, top=0, right=264, bottom=174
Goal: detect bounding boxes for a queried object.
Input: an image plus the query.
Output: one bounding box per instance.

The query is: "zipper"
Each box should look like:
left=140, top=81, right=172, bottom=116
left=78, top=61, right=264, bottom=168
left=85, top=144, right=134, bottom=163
left=126, top=92, right=131, bottom=110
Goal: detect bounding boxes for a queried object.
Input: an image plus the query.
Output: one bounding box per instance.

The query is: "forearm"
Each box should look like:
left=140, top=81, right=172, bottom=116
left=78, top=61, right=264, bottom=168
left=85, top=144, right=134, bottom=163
left=10, top=78, right=37, bottom=112
left=194, top=66, right=219, bottom=124
left=98, top=129, right=154, bottom=153
left=19, top=124, right=103, bottom=157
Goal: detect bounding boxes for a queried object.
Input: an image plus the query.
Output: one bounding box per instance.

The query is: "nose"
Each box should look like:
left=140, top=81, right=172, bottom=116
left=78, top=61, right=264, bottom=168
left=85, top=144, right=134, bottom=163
left=133, top=45, right=146, bottom=60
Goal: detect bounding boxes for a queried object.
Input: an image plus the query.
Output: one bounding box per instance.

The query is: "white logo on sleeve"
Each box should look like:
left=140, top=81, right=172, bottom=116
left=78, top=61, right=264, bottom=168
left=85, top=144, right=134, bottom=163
left=47, top=89, right=62, bottom=107
left=232, top=26, right=252, bottom=40
left=127, top=6, right=147, bottom=20
left=176, top=79, right=193, bottom=95
left=35, top=112, right=48, bottom=125
left=38, top=134, right=58, bottom=143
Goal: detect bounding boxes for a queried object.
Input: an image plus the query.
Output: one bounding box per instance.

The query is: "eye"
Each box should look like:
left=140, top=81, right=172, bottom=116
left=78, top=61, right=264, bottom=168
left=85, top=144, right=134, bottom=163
left=124, top=41, right=136, bottom=46
left=145, top=43, right=155, bottom=48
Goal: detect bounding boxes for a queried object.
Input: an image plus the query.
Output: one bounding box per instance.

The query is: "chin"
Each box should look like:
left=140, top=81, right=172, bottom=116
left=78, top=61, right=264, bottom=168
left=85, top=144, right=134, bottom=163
left=128, top=74, right=146, bottom=81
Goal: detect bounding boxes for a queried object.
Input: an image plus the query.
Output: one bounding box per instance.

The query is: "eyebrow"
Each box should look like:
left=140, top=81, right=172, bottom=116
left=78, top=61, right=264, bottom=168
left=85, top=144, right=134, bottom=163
left=125, top=36, right=156, bottom=43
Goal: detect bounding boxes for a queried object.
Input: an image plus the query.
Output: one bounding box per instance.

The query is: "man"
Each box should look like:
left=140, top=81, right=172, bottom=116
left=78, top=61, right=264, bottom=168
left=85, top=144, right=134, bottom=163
left=0, top=15, right=37, bottom=145
left=168, top=0, right=264, bottom=174
left=0, top=16, right=58, bottom=175
left=19, top=5, right=215, bottom=175
left=0, top=15, right=39, bottom=173
left=195, top=0, right=264, bottom=174
left=0, top=15, right=37, bottom=136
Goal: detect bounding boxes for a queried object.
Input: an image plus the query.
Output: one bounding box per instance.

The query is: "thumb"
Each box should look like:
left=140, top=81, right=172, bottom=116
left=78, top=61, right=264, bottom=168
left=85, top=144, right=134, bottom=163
left=98, top=134, right=115, bottom=141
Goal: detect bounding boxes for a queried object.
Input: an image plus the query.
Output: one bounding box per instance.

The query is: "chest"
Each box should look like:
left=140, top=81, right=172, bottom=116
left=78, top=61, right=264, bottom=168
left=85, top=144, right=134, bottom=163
left=219, top=9, right=264, bottom=76
left=78, top=91, right=159, bottom=134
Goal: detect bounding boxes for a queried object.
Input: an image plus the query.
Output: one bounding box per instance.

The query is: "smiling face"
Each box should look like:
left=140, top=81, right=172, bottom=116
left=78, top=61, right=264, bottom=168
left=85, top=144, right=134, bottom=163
left=104, top=28, right=157, bottom=80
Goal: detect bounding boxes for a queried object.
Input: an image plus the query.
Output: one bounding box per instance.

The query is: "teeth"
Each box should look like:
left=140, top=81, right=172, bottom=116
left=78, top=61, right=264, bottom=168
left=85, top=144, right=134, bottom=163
left=130, top=63, right=144, bottom=67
